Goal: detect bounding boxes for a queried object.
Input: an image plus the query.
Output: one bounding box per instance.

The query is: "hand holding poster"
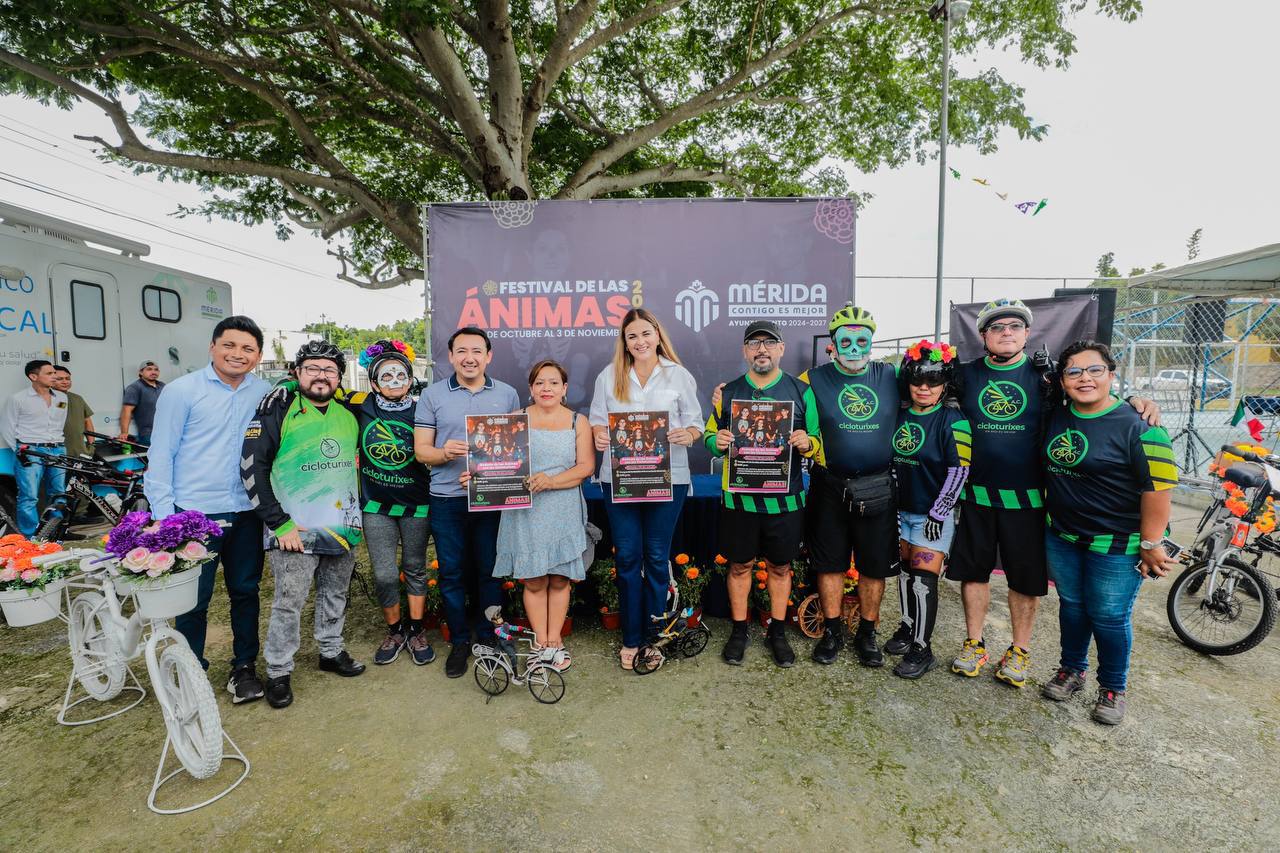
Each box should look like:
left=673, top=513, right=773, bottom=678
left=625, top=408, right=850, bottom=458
left=727, top=400, right=793, bottom=494
left=466, top=413, right=532, bottom=511
left=608, top=411, right=672, bottom=502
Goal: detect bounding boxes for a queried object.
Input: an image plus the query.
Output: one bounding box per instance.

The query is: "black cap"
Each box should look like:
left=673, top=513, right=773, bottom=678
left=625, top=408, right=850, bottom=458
left=743, top=320, right=783, bottom=343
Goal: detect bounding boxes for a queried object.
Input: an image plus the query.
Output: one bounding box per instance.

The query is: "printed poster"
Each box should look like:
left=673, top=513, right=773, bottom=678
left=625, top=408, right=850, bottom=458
left=727, top=399, right=793, bottom=494
left=466, top=413, right=532, bottom=511
left=608, top=410, right=672, bottom=502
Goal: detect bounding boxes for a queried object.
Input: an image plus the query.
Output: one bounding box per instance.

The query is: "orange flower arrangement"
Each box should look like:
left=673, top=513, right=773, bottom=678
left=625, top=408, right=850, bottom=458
left=685, top=567, right=699, bottom=580
left=756, top=560, right=766, bottom=569
left=430, top=558, right=439, bottom=569
left=428, top=578, right=438, bottom=587
left=756, top=581, right=766, bottom=590
left=674, top=553, right=690, bottom=565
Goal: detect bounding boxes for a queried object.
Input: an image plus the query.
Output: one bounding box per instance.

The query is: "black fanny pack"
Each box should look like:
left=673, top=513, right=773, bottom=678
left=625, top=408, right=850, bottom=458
left=839, top=470, right=894, bottom=517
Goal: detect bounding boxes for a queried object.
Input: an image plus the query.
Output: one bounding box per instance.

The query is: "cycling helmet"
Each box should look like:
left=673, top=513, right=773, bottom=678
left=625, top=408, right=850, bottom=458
left=829, top=303, right=876, bottom=334
left=976, top=298, right=1033, bottom=333
left=900, top=340, right=958, bottom=387
left=294, top=339, right=346, bottom=375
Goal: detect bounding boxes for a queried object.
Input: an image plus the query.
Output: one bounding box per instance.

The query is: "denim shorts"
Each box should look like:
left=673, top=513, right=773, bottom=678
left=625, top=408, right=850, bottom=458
left=898, top=510, right=956, bottom=553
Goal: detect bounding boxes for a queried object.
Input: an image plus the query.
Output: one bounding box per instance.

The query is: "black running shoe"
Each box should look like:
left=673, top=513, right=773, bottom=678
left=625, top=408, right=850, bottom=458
left=766, top=623, right=796, bottom=668
left=812, top=624, right=845, bottom=665
left=854, top=623, right=884, bottom=668
left=883, top=622, right=914, bottom=656
left=893, top=643, right=937, bottom=680
left=265, top=674, right=292, bottom=709
left=226, top=664, right=264, bottom=704
left=445, top=642, right=470, bottom=678
left=722, top=621, right=749, bottom=665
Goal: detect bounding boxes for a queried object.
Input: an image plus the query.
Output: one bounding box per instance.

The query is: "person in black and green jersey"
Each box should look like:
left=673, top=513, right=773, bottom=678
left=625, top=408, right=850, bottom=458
left=949, top=298, right=1161, bottom=689
left=886, top=340, right=970, bottom=680
left=704, top=320, right=821, bottom=668
left=1039, top=341, right=1179, bottom=725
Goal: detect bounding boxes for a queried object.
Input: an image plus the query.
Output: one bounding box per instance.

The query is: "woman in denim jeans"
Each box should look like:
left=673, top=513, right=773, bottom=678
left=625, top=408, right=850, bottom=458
left=588, top=309, right=703, bottom=671
left=1040, top=341, right=1180, bottom=725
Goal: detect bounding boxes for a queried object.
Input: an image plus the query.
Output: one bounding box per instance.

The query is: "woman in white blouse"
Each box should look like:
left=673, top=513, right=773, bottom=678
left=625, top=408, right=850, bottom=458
left=589, top=308, right=703, bottom=671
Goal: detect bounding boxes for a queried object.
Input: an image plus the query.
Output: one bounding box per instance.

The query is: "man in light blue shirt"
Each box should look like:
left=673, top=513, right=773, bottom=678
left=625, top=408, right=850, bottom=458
left=144, top=316, right=271, bottom=705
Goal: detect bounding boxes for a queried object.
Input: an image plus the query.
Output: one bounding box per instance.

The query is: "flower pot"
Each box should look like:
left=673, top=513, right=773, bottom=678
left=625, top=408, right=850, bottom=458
left=117, top=567, right=201, bottom=620
left=686, top=608, right=702, bottom=629
left=0, top=579, right=65, bottom=627
left=600, top=610, right=621, bottom=630
left=422, top=613, right=440, bottom=630
left=561, top=616, right=574, bottom=638
left=755, top=609, right=772, bottom=628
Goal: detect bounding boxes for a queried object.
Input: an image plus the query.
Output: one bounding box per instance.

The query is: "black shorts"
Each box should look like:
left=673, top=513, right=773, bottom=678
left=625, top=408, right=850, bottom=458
left=804, top=468, right=899, bottom=579
left=947, top=501, right=1049, bottom=596
left=720, top=506, right=805, bottom=566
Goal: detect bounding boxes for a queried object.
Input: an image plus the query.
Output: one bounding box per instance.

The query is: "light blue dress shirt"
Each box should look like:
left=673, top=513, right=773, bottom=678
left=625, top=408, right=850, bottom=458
left=144, top=364, right=271, bottom=518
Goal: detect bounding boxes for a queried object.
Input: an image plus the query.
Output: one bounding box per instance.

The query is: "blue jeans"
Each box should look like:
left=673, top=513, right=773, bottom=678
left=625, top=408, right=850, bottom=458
left=1045, top=533, right=1144, bottom=691
left=173, top=509, right=265, bottom=670
left=606, top=484, right=688, bottom=648
left=429, top=494, right=502, bottom=645
left=15, top=445, right=66, bottom=536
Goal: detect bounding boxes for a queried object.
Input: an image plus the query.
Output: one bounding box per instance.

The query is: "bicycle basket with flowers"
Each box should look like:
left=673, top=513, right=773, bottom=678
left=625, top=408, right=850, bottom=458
left=106, top=510, right=223, bottom=581
left=0, top=534, right=65, bottom=591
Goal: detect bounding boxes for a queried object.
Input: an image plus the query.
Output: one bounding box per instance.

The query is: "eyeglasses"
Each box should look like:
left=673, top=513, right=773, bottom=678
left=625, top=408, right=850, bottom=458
left=985, top=321, right=1026, bottom=334
left=1062, top=364, right=1110, bottom=379
left=745, top=339, right=781, bottom=352
left=300, top=365, right=340, bottom=378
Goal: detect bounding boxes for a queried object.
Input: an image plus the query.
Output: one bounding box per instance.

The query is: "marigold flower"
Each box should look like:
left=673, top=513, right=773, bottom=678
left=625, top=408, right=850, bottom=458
left=502, top=581, right=515, bottom=590
left=755, top=570, right=767, bottom=581
left=714, top=554, right=727, bottom=565
left=430, top=559, right=439, bottom=569
left=845, top=568, right=857, bottom=579
left=674, top=553, right=689, bottom=565
left=685, top=568, right=699, bottom=580
left=428, top=578, right=438, bottom=587
left=756, top=560, right=766, bottom=569
left=756, top=582, right=766, bottom=590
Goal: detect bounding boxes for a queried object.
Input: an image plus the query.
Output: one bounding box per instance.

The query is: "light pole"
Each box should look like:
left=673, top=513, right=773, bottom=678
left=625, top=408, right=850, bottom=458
left=930, top=0, right=970, bottom=343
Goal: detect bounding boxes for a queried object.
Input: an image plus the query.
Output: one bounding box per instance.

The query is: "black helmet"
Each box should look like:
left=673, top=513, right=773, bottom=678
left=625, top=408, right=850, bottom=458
left=294, top=339, right=346, bottom=376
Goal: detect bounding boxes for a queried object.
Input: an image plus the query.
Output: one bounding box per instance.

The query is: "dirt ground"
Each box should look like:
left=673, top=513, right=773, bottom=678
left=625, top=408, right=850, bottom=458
left=2, top=505, right=1278, bottom=851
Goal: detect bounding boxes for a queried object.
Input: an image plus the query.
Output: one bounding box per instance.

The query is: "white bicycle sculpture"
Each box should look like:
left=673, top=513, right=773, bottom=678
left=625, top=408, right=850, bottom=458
left=30, top=548, right=250, bottom=814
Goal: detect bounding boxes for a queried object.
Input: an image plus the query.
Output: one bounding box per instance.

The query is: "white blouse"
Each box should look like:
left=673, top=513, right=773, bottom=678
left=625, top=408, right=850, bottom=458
left=588, top=357, right=704, bottom=485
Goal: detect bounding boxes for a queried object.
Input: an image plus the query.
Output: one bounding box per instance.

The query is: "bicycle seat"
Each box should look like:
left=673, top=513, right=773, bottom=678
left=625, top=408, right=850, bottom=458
left=1224, top=464, right=1269, bottom=492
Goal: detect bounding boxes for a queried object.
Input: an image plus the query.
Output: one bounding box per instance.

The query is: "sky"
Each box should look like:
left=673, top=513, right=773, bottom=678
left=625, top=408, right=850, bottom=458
left=0, top=0, right=1276, bottom=339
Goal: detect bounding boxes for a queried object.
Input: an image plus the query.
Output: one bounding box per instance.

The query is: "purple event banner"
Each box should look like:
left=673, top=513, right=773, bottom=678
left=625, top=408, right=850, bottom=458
left=426, top=199, right=856, bottom=427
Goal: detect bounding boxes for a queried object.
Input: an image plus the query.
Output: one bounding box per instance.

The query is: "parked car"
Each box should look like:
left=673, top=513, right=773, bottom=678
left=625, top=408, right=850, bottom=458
left=1145, top=369, right=1229, bottom=395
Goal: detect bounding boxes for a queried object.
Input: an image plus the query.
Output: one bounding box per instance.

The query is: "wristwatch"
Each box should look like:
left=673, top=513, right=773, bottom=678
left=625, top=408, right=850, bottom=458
left=1139, top=539, right=1160, bottom=551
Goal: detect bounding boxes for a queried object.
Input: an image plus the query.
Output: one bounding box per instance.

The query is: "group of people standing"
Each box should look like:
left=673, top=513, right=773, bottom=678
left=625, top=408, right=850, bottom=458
left=132, top=296, right=1177, bottom=726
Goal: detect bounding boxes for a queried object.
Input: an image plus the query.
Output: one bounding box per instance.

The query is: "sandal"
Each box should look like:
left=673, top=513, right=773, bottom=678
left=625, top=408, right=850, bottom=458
left=539, top=646, right=572, bottom=673
left=619, top=646, right=637, bottom=670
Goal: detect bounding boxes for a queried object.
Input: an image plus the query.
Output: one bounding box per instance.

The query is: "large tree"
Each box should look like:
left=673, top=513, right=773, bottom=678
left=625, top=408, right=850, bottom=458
left=0, top=1, right=1140, bottom=287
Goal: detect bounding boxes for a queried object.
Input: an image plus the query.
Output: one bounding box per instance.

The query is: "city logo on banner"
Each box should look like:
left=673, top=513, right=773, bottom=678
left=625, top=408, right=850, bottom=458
left=674, top=281, right=720, bottom=332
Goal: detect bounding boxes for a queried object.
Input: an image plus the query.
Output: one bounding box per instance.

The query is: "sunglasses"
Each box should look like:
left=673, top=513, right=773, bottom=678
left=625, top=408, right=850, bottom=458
left=985, top=321, right=1026, bottom=334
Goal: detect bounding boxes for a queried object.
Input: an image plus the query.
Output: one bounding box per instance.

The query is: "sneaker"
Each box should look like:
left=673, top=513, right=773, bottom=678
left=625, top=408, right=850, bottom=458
left=853, top=623, right=883, bottom=668
left=883, top=622, right=914, bottom=656
left=1041, top=668, right=1087, bottom=702
left=994, top=645, right=1030, bottom=688
left=722, top=621, right=749, bottom=666
left=374, top=627, right=407, bottom=665
left=766, top=624, right=796, bottom=668
left=445, top=643, right=470, bottom=678
left=407, top=630, right=436, bottom=666
left=318, top=650, right=366, bottom=677
left=893, top=644, right=937, bottom=680
left=538, top=646, right=572, bottom=673
left=226, top=664, right=264, bottom=704
left=811, top=624, right=845, bottom=665
left=1092, top=688, right=1127, bottom=725
left=265, top=674, right=292, bottom=709
left=951, top=638, right=989, bottom=677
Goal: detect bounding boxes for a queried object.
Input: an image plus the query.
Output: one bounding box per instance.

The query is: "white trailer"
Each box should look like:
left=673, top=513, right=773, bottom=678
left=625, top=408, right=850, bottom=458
left=0, top=201, right=233, bottom=510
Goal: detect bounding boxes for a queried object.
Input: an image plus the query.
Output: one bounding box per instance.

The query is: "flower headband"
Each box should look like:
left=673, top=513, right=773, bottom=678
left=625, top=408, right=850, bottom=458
left=358, top=339, right=416, bottom=371
left=904, top=339, right=956, bottom=364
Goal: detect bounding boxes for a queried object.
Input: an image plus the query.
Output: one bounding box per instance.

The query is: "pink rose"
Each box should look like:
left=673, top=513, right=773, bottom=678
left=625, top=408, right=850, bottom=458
left=0, top=566, right=17, bottom=582
left=145, top=551, right=176, bottom=577
left=20, top=568, right=41, bottom=583
left=122, top=547, right=151, bottom=573
left=179, top=541, right=209, bottom=561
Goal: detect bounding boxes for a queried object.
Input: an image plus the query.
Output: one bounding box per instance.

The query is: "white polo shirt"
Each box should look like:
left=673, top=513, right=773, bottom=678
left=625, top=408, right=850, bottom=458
left=0, top=387, right=69, bottom=447
left=588, top=357, right=703, bottom=485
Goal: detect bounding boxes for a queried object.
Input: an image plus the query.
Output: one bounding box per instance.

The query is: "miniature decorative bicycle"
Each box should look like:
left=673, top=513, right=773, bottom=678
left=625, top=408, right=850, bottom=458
left=633, top=583, right=712, bottom=675
left=471, top=627, right=567, bottom=704
left=29, top=547, right=249, bottom=814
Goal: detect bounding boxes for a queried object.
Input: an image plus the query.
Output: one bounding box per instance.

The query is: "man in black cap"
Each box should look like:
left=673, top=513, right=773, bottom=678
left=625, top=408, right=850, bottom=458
left=119, top=359, right=165, bottom=445
left=703, top=320, right=822, bottom=668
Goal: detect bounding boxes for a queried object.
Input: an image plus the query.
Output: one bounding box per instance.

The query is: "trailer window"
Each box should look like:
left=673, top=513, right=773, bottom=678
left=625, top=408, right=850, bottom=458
left=70, top=280, right=106, bottom=340
left=142, top=285, right=182, bottom=323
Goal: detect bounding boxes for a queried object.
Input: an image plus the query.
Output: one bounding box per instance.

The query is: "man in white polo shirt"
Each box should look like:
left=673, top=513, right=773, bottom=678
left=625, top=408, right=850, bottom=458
left=0, top=360, right=69, bottom=535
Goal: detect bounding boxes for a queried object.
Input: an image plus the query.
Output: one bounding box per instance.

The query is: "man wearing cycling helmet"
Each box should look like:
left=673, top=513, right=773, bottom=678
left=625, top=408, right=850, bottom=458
left=244, top=340, right=365, bottom=709
left=949, top=298, right=1158, bottom=689
left=801, top=304, right=902, bottom=667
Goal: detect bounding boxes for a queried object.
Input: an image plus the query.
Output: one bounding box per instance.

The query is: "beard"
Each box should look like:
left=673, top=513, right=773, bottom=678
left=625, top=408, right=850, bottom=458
left=300, top=383, right=336, bottom=403
left=750, top=358, right=774, bottom=375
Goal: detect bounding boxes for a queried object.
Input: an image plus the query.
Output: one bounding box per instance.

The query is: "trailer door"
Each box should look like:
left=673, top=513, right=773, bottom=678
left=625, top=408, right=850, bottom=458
left=50, top=264, right=123, bottom=432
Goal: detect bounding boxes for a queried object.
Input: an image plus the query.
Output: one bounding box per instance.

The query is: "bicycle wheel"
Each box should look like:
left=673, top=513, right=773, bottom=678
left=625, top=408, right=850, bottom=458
left=1167, top=558, right=1277, bottom=655
left=632, top=644, right=664, bottom=675
left=473, top=656, right=510, bottom=695
left=35, top=513, right=68, bottom=544
left=679, top=625, right=711, bottom=658
left=796, top=594, right=824, bottom=638
left=68, top=592, right=126, bottom=700
left=155, top=643, right=223, bottom=780
left=526, top=664, right=566, bottom=704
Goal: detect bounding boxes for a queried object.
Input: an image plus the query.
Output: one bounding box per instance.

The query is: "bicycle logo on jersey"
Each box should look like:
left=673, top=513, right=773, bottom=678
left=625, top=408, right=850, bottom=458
left=362, top=419, right=414, bottom=470
left=979, top=380, right=1027, bottom=422
left=838, top=384, right=880, bottom=422
left=1047, top=428, right=1089, bottom=468
left=893, top=422, right=925, bottom=456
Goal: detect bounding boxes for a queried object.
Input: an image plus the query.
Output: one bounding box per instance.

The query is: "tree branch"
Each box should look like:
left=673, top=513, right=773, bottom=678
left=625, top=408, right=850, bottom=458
left=328, top=247, right=423, bottom=290
left=566, top=163, right=740, bottom=198
left=475, top=0, right=524, bottom=159
left=521, top=0, right=599, bottom=162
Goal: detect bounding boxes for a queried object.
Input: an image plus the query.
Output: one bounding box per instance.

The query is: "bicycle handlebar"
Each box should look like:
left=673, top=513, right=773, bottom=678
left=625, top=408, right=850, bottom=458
left=30, top=548, right=111, bottom=568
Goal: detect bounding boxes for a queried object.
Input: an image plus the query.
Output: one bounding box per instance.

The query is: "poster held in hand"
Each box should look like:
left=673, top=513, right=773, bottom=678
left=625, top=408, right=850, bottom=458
left=727, top=399, right=793, bottom=494
left=466, top=413, right=532, bottom=511
left=608, top=411, right=672, bottom=502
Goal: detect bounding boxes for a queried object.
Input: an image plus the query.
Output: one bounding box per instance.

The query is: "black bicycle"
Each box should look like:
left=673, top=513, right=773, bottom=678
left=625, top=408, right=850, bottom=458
left=16, top=445, right=149, bottom=542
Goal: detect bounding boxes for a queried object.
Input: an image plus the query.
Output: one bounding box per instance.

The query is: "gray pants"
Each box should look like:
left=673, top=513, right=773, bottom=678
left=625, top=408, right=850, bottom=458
left=362, top=512, right=430, bottom=608
left=264, top=549, right=356, bottom=678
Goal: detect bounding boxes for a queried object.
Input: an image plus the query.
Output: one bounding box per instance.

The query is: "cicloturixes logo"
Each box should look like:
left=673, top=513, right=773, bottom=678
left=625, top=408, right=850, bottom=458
left=893, top=422, right=925, bottom=456
left=320, top=438, right=341, bottom=459
left=979, top=380, right=1027, bottom=422
left=838, top=384, right=879, bottom=422
left=1048, top=428, right=1089, bottom=467
left=362, top=420, right=413, bottom=470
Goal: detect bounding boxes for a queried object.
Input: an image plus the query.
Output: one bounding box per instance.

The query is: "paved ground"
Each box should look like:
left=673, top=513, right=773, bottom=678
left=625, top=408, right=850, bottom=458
left=2, top=506, right=1278, bottom=851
